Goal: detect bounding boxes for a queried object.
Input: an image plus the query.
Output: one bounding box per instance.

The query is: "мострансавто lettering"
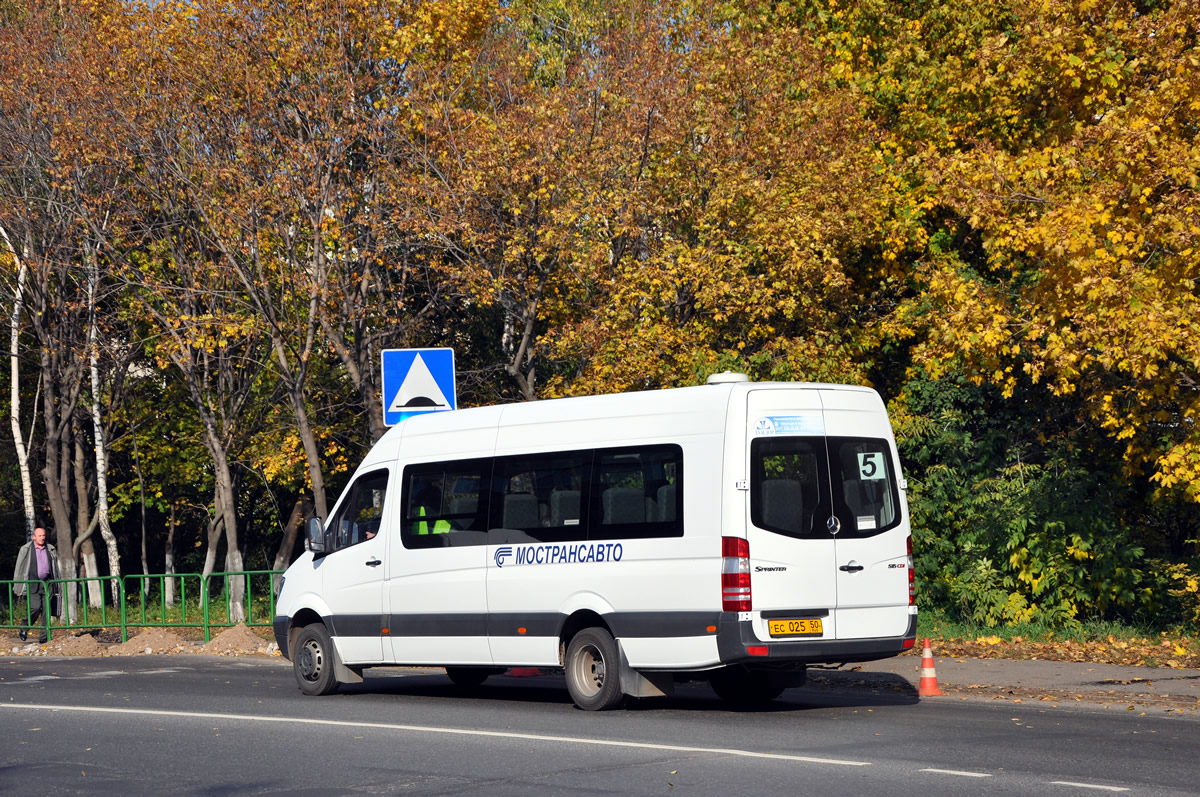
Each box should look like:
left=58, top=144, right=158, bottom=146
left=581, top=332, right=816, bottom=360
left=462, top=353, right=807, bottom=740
left=514, top=543, right=624, bottom=566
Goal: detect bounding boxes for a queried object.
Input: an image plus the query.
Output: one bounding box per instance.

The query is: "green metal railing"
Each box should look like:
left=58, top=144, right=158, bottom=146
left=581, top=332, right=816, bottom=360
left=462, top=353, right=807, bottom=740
left=202, top=570, right=281, bottom=642
left=121, top=573, right=205, bottom=640
left=2, top=570, right=284, bottom=645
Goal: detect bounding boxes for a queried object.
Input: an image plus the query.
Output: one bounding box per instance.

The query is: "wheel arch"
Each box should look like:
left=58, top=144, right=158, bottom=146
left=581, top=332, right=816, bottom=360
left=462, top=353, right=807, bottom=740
left=557, top=609, right=612, bottom=666
left=287, top=607, right=327, bottom=658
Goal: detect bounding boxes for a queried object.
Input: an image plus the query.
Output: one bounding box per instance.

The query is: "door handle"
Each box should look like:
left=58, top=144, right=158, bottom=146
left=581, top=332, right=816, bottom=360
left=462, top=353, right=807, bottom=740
left=365, top=558, right=382, bottom=568
left=839, top=563, right=864, bottom=573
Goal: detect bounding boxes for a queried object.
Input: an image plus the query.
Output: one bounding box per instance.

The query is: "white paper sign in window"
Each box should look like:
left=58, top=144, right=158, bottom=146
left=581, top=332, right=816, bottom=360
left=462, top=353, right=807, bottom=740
left=857, top=452, right=886, bottom=481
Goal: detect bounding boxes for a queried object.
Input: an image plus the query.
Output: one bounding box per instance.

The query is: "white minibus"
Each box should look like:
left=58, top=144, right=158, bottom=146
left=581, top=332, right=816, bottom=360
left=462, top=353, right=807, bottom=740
left=273, top=373, right=917, bottom=709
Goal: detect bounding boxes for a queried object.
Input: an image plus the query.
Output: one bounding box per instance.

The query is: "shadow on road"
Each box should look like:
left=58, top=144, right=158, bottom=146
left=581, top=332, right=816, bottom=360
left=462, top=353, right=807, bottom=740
left=340, top=667, right=920, bottom=712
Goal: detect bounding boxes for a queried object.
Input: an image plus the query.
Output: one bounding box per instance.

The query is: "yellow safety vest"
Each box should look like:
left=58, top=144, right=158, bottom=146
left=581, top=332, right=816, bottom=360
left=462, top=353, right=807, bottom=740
left=416, top=505, right=451, bottom=535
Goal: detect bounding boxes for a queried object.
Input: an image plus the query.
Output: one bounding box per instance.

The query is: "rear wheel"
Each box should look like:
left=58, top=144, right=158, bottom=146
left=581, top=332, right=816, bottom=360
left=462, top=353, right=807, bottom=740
left=445, top=667, right=501, bottom=688
left=709, top=666, right=786, bottom=706
left=565, top=628, right=624, bottom=711
left=293, top=624, right=340, bottom=696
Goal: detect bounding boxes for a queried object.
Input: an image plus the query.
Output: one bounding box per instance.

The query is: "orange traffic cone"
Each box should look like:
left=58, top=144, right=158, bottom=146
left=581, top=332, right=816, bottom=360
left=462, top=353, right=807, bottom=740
left=917, top=637, right=944, bottom=697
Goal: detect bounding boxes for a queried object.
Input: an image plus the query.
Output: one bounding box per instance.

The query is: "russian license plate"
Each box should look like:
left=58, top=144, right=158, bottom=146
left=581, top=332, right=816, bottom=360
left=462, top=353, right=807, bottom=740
left=767, top=618, right=823, bottom=637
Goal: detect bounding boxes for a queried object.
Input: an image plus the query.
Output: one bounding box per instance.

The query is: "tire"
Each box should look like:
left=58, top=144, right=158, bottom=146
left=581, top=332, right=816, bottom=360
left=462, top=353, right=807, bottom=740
left=445, top=667, right=501, bottom=688
left=293, top=624, right=340, bottom=696
left=565, top=627, right=624, bottom=711
left=709, top=666, right=786, bottom=706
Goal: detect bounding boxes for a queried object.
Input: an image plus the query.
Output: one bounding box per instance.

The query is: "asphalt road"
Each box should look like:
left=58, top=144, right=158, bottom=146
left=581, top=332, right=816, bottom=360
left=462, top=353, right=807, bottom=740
left=2, top=655, right=1198, bottom=795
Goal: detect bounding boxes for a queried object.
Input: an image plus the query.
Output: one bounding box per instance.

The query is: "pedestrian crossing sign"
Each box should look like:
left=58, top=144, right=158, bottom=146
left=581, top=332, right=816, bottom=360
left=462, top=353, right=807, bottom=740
left=381, top=348, right=457, bottom=426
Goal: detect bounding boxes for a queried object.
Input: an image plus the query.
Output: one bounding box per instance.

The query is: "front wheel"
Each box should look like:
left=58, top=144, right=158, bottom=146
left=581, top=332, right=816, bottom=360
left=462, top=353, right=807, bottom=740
left=565, top=628, right=624, bottom=711
left=293, top=624, right=340, bottom=696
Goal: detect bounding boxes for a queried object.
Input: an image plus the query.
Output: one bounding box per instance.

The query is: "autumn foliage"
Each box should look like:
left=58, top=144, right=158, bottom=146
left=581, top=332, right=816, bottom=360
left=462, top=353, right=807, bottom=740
left=0, top=0, right=1198, bottom=630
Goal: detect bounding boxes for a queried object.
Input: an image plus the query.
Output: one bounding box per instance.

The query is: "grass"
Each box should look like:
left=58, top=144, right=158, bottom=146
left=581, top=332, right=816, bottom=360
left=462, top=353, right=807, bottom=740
left=916, top=605, right=1183, bottom=644
left=915, top=604, right=1200, bottom=668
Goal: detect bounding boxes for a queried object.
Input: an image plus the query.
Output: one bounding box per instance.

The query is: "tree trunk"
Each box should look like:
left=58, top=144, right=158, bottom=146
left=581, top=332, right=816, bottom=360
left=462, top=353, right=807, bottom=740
left=165, top=502, right=177, bottom=606
left=1, top=225, right=36, bottom=540
left=43, top=415, right=77, bottom=623
left=79, top=537, right=102, bottom=608
left=72, top=426, right=103, bottom=608
left=285, top=379, right=328, bottom=520
left=320, top=317, right=389, bottom=444
left=129, top=423, right=152, bottom=596
left=87, top=246, right=121, bottom=604
left=200, top=503, right=222, bottom=584
left=213, top=454, right=245, bottom=623
left=273, top=494, right=311, bottom=591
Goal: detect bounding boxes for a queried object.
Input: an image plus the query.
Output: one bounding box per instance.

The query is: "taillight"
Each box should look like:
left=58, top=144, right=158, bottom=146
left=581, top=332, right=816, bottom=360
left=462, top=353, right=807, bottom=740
left=907, top=535, right=915, bottom=606
left=722, top=536, right=751, bottom=612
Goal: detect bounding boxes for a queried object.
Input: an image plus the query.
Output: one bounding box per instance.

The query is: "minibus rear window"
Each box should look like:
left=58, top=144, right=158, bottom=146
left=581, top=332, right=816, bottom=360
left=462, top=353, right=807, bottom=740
left=750, top=438, right=827, bottom=539
left=750, top=436, right=900, bottom=538
left=830, top=437, right=900, bottom=535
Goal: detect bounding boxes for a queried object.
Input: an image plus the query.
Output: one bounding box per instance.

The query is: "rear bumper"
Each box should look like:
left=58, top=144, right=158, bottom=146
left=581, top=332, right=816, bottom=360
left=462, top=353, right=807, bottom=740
left=716, top=611, right=917, bottom=666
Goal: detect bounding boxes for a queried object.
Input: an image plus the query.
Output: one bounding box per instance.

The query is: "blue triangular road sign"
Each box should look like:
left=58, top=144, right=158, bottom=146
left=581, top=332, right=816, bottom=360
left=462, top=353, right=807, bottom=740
left=381, top=348, right=456, bottom=425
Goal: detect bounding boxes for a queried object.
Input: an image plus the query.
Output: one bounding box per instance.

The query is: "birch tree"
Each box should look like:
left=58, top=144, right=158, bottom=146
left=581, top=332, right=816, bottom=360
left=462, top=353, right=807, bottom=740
left=0, top=225, right=35, bottom=540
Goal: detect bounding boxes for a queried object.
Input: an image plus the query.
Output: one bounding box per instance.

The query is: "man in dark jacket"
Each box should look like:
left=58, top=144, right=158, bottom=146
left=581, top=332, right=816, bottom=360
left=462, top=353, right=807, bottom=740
left=12, top=526, right=60, bottom=644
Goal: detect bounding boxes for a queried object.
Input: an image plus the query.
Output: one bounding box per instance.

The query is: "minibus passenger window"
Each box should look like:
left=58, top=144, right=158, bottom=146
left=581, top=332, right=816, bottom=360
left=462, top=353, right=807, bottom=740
left=489, top=452, right=590, bottom=543
left=589, top=445, right=683, bottom=540
left=400, top=459, right=491, bottom=548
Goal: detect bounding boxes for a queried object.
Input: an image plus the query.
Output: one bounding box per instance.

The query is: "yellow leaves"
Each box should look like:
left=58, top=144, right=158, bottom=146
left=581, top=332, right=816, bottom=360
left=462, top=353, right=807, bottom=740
left=1152, top=442, right=1200, bottom=501
left=167, top=311, right=261, bottom=355
left=1065, top=543, right=1092, bottom=562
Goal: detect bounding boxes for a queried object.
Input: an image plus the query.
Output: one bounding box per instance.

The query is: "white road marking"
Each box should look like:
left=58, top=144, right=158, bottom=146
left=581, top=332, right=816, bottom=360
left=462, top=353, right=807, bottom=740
left=920, top=768, right=992, bottom=778
left=2, top=668, right=195, bottom=684
left=2, top=703, right=871, bottom=767
left=1049, top=782, right=1130, bottom=792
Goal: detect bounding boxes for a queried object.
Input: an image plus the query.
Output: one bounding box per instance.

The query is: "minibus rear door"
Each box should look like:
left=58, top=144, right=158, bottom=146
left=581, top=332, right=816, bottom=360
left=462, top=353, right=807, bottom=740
left=745, top=389, right=840, bottom=639
left=818, top=390, right=912, bottom=641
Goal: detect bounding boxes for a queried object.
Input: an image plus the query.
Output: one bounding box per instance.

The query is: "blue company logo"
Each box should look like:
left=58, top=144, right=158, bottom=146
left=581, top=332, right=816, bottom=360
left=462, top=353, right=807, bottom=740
left=754, top=418, right=777, bottom=436
left=753, top=415, right=825, bottom=437
left=493, top=542, right=625, bottom=567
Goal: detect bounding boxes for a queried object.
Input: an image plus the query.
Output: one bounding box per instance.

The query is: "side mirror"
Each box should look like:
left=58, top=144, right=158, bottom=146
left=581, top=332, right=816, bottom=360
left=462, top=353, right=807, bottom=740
left=306, top=516, right=327, bottom=554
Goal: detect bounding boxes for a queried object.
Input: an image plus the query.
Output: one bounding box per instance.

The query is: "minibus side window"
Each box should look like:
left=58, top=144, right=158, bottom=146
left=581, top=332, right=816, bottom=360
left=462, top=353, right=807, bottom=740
left=589, top=444, right=683, bottom=541
left=327, top=469, right=390, bottom=551
left=488, top=451, right=591, bottom=544
left=401, top=458, right=491, bottom=549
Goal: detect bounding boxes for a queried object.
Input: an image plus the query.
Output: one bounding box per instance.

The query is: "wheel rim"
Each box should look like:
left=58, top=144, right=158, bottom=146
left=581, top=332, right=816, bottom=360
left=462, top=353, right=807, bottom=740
left=571, top=642, right=605, bottom=697
left=299, top=638, right=324, bottom=683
